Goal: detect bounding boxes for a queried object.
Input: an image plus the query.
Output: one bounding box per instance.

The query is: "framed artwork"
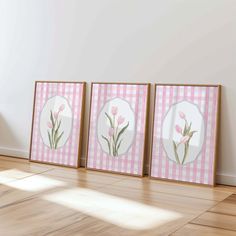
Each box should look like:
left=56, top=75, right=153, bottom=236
left=86, top=82, right=150, bottom=176
left=29, top=81, right=86, bottom=168
left=150, top=84, right=221, bottom=186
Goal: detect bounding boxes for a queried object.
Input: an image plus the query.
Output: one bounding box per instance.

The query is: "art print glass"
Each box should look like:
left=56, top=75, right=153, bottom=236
left=87, top=83, right=149, bottom=176
left=150, top=84, right=220, bottom=185
left=30, top=81, right=85, bottom=167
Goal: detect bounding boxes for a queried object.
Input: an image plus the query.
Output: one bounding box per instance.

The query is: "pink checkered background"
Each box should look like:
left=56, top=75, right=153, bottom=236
left=87, top=83, right=149, bottom=176
left=151, top=85, right=219, bottom=185
left=30, top=82, right=84, bottom=167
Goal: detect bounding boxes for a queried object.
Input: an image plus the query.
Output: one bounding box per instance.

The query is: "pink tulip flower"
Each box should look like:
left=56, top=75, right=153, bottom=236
left=175, top=125, right=182, bottom=134
left=59, top=104, right=65, bottom=112
left=117, top=116, right=125, bottom=125
left=180, top=135, right=190, bottom=144
left=53, top=111, right=59, bottom=119
left=179, top=111, right=186, bottom=119
left=108, top=128, right=114, bottom=137
left=47, top=122, right=53, bottom=129
left=111, top=106, right=118, bottom=116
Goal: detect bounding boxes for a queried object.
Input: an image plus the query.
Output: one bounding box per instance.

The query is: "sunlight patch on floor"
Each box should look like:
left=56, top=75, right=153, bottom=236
left=43, top=188, right=182, bottom=230
left=3, top=173, right=66, bottom=191
left=0, top=169, right=30, bottom=183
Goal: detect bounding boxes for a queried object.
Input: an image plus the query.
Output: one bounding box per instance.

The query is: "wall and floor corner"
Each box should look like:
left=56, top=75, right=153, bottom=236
left=0, top=1, right=235, bottom=185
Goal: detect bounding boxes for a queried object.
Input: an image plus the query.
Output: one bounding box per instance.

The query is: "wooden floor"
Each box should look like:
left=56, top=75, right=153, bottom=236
left=0, top=156, right=236, bottom=236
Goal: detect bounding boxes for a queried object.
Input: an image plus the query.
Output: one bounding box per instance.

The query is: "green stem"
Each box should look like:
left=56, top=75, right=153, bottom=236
left=173, top=141, right=180, bottom=164
left=182, top=142, right=190, bottom=164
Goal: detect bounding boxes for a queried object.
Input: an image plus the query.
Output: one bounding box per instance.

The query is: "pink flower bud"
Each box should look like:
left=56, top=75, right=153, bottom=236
left=180, top=135, right=190, bottom=144
left=58, top=104, right=65, bottom=112
left=111, top=106, right=118, bottom=116
left=117, top=116, right=125, bottom=125
left=175, top=125, right=182, bottom=134
left=108, top=128, right=114, bottom=137
left=179, top=111, right=186, bottom=119
left=47, top=122, right=53, bottom=129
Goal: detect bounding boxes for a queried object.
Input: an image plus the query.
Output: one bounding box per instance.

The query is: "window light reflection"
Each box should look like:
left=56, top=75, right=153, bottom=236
left=4, top=173, right=66, bottom=192
left=43, top=188, right=181, bottom=230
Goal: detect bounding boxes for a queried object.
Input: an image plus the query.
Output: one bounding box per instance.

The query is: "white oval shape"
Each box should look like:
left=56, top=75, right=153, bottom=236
left=162, top=101, right=205, bottom=165
left=97, top=98, right=135, bottom=157
left=40, top=96, right=72, bottom=149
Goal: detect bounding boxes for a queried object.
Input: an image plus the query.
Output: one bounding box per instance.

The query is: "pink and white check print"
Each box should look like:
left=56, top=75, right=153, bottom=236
left=151, top=85, right=220, bottom=185
left=87, top=83, right=149, bottom=176
left=30, top=82, right=85, bottom=167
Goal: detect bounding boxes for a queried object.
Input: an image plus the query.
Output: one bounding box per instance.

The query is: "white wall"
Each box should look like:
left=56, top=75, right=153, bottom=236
left=0, top=0, right=235, bottom=185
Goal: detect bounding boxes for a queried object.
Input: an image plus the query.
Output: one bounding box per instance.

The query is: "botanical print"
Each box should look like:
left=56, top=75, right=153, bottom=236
left=161, top=101, right=205, bottom=165
left=97, top=97, right=135, bottom=157
left=30, top=82, right=85, bottom=167
left=173, top=111, right=197, bottom=164
left=101, top=106, right=129, bottom=156
left=151, top=85, right=220, bottom=185
left=87, top=83, right=149, bottom=176
left=39, top=95, right=73, bottom=150
left=47, top=104, right=65, bottom=149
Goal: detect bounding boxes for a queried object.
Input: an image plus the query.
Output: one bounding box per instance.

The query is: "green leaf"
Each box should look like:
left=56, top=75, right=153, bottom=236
left=113, top=143, right=116, bottom=156
left=102, top=135, right=111, bottom=154
left=105, top=112, right=114, bottom=128
left=186, top=122, right=192, bottom=134
left=48, top=131, right=52, bottom=149
left=116, top=122, right=129, bottom=144
left=183, top=123, right=187, bottom=136
left=50, top=110, right=56, bottom=147
left=50, top=110, right=55, bottom=127
left=51, top=128, right=54, bottom=148
left=54, top=120, right=61, bottom=143
left=173, top=141, right=177, bottom=149
left=55, top=120, right=61, bottom=133
left=172, top=141, right=180, bottom=164
left=189, top=130, right=197, bottom=137
left=116, top=139, right=123, bottom=154
left=55, top=131, right=64, bottom=149
left=182, top=142, right=190, bottom=164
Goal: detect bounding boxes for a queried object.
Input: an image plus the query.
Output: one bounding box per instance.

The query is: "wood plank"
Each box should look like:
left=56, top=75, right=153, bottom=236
left=42, top=168, right=128, bottom=187
left=0, top=183, right=192, bottom=236
left=0, top=155, right=28, bottom=162
left=0, top=156, right=236, bottom=236
left=42, top=187, right=193, bottom=236
left=0, top=196, right=87, bottom=236
left=172, top=223, right=236, bottom=236
left=209, top=194, right=236, bottom=216
left=112, top=177, right=232, bottom=201
left=215, top=185, right=236, bottom=194
left=0, top=167, right=46, bottom=184
left=0, top=173, right=103, bottom=208
left=93, top=184, right=217, bottom=215
left=191, top=211, right=236, bottom=231
left=0, top=158, right=53, bottom=174
left=46, top=216, right=191, bottom=236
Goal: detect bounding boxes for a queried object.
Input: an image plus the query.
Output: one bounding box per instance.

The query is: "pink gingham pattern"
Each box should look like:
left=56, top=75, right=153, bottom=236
left=30, top=82, right=84, bottom=167
left=87, top=83, right=149, bottom=176
left=151, top=85, right=219, bottom=185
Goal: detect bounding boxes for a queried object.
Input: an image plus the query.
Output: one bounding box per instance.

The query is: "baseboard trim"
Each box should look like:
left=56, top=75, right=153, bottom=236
left=0, top=147, right=235, bottom=186
left=0, top=147, right=28, bottom=159
left=216, top=173, right=236, bottom=186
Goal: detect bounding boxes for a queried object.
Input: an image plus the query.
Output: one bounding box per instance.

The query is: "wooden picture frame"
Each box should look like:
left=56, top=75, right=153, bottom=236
left=29, top=81, right=86, bottom=168
left=150, top=84, right=221, bottom=186
left=86, top=82, right=150, bottom=176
